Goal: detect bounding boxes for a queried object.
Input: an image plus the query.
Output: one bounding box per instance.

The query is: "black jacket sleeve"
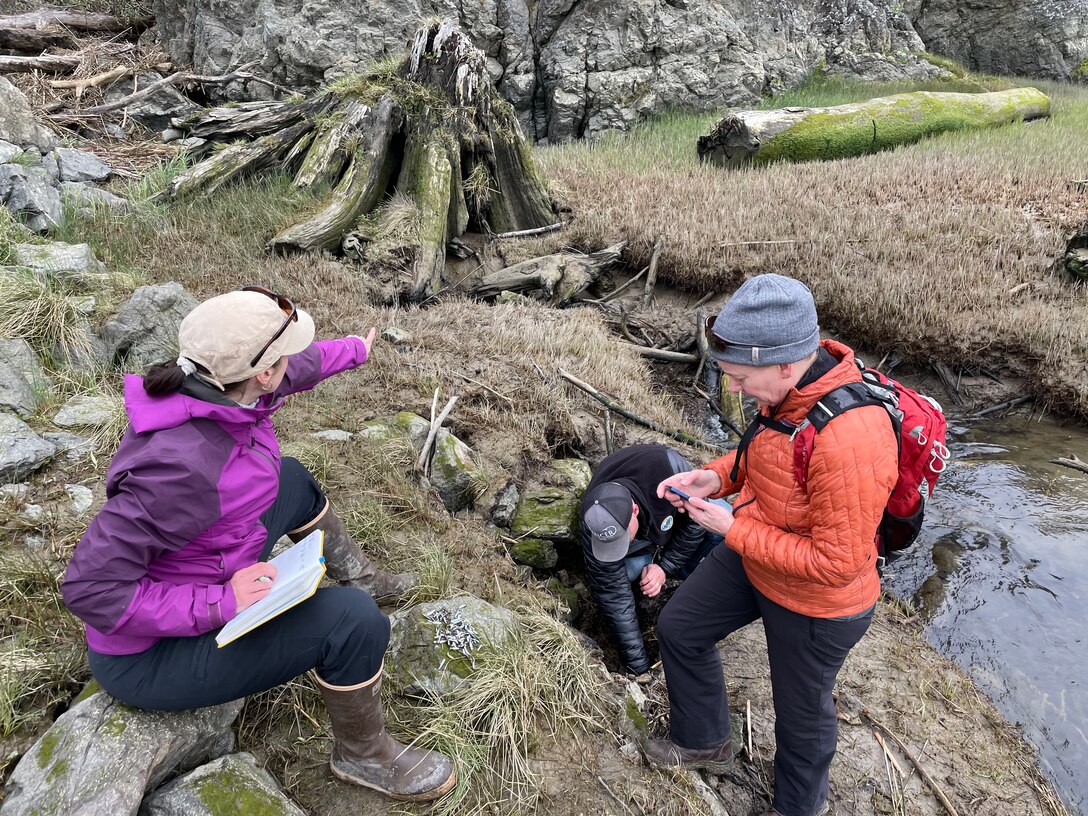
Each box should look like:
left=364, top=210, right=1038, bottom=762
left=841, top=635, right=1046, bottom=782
left=656, top=448, right=707, bottom=577
left=581, top=528, right=649, bottom=674
left=657, top=516, right=706, bottom=577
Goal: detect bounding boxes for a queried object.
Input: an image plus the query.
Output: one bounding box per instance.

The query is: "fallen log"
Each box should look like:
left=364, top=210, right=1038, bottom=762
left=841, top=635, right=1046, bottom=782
left=698, top=88, right=1051, bottom=168
left=471, top=242, right=627, bottom=305
left=0, top=10, right=151, bottom=32
left=0, top=54, right=80, bottom=74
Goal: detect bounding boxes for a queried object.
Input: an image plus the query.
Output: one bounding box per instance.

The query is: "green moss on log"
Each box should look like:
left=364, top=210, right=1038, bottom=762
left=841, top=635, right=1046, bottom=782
left=756, top=88, right=1050, bottom=165
left=195, top=765, right=293, bottom=816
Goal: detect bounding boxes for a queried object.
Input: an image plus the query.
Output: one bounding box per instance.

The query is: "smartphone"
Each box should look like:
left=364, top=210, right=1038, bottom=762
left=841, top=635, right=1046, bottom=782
left=667, top=485, right=692, bottom=501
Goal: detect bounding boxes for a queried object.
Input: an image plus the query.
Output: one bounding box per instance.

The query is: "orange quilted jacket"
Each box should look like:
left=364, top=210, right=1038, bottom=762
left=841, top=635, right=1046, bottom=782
left=705, top=340, right=898, bottom=618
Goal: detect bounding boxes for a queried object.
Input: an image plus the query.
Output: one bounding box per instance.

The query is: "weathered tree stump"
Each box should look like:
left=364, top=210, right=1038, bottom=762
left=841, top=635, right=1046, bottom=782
left=165, top=20, right=557, bottom=303
left=697, top=88, right=1051, bottom=168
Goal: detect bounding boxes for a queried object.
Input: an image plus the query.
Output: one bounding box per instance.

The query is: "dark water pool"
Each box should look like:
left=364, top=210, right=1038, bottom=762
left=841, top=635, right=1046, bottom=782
left=882, top=415, right=1088, bottom=815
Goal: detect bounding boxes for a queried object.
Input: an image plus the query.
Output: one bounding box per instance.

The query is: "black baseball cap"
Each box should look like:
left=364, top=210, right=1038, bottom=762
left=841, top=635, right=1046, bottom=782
left=583, top=482, right=634, bottom=562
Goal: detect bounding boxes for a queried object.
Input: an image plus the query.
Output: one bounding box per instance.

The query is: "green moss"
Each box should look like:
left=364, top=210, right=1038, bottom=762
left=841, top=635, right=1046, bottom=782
left=625, top=695, right=649, bottom=733
left=1074, top=59, right=1088, bottom=81
left=195, top=765, right=292, bottom=816
left=72, top=679, right=102, bottom=705
left=756, top=88, right=1050, bottom=165
left=918, top=52, right=969, bottom=78
left=36, top=727, right=61, bottom=769
left=100, top=711, right=128, bottom=738
left=47, top=757, right=70, bottom=782
left=511, top=487, right=581, bottom=540
left=507, top=537, right=558, bottom=570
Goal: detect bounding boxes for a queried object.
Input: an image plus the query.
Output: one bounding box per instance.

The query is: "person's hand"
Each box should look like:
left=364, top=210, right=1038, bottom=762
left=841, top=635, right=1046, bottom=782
left=683, top=495, right=735, bottom=537
left=348, top=328, right=378, bottom=360
left=640, top=563, right=667, bottom=598
left=657, top=469, right=722, bottom=512
left=229, top=562, right=278, bottom=612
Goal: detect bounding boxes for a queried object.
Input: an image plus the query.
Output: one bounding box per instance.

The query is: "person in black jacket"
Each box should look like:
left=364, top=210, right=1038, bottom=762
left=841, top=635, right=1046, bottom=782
left=580, top=444, right=720, bottom=675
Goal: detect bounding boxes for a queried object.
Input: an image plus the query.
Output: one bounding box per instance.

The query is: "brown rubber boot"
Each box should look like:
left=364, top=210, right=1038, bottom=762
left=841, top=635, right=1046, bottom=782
left=316, top=669, right=456, bottom=801
left=290, top=501, right=416, bottom=606
left=644, top=737, right=734, bottom=774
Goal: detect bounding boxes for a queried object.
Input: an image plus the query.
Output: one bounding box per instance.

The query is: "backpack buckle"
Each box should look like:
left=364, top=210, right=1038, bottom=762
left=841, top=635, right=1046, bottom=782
left=789, top=419, right=810, bottom=442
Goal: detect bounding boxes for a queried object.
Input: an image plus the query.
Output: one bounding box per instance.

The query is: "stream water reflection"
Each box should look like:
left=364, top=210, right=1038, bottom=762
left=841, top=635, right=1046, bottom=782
left=881, top=416, right=1088, bottom=815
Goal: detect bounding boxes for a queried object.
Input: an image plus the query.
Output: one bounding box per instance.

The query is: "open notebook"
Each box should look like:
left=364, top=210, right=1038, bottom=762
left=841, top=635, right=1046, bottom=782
left=215, top=529, right=326, bottom=647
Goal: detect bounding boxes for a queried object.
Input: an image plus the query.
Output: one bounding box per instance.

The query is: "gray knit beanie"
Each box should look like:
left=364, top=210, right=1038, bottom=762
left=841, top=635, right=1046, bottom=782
left=708, top=273, right=820, bottom=366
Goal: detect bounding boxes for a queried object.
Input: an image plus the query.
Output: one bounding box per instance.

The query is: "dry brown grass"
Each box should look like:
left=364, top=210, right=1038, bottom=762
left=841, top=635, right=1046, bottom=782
left=537, top=77, right=1088, bottom=416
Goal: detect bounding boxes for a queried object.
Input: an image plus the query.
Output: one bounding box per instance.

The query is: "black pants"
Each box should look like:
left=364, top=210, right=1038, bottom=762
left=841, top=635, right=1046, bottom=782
left=658, top=544, right=873, bottom=816
left=88, top=458, right=389, bottom=711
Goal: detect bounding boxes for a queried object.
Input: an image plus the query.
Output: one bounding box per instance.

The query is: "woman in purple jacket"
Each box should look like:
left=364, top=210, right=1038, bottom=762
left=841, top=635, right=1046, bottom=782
left=61, top=287, right=455, bottom=802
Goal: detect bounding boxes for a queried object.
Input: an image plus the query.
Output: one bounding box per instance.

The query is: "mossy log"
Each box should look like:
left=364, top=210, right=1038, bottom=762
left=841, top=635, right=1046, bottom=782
left=471, top=242, right=627, bottom=305
left=698, top=88, right=1051, bottom=168
left=166, top=20, right=557, bottom=303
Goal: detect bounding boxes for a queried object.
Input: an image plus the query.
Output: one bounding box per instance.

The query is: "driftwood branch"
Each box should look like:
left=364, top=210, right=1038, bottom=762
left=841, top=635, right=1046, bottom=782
left=418, top=396, right=459, bottom=475
left=640, top=238, right=664, bottom=311
left=1051, top=455, right=1088, bottom=475
left=584, top=265, right=647, bottom=305
left=49, top=63, right=260, bottom=120
left=0, top=10, right=151, bottom=32
left=0, top=54, right=80, bottom=74
left=932, top=362, right=967, bottom=407
left=472, top=242, right=626, bottom=305
left=971, top=395, right=1033, bottom=418
left=860, top=706, right=960, bottom=816
left=596, top=776, right=639, bottom=816
left=620, top=342, right=699, bottom=364
left=558, top=368, right=723, bottom=452
left=490, top=221, right=565, bottom=240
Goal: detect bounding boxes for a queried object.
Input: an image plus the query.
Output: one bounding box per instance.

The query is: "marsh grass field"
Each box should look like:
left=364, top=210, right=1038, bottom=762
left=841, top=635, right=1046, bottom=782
left=1, top=70, right=1085, bottom=814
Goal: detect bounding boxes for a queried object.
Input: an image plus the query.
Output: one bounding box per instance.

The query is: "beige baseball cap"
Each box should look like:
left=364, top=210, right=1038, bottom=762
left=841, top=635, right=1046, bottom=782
left=178, top=289, right=315, bottom=389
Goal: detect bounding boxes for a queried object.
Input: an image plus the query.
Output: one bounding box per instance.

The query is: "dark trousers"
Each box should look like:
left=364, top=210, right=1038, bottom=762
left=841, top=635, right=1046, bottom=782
left=658, top=545, right=873, bottom=816
left=88, top=458, right=389, bottom=711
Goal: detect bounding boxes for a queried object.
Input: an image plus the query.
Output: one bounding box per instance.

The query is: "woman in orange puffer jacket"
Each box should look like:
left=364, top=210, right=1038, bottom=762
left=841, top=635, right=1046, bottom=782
left=643, top=274, right=898, bottom=816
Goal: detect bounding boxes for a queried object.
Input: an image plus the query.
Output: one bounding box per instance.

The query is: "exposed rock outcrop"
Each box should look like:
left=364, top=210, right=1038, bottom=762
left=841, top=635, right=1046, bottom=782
left=152, top=0, right=942, bottom=142
left=910, top=0, right=1088, bottom=81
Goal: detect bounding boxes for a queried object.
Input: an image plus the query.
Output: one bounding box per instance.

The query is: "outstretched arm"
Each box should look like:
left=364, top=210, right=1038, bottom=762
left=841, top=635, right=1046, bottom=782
left=272, top=328, right=377, bottom=398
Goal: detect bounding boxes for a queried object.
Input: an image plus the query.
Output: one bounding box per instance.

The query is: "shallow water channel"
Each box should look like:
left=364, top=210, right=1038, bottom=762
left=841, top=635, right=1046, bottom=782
left=881, top=414, right=1088, bottom=814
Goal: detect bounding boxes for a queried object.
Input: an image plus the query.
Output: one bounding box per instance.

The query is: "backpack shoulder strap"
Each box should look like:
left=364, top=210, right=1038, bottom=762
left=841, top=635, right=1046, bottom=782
left=794, top=382, right=890, bottom=489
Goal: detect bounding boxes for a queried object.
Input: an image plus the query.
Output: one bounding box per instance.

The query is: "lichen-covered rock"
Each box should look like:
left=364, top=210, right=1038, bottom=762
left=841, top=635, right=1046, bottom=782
left=430, top=428, right=485, bottom=512
left=544, top=577, right=582, bottom=624
left=10, top=242, right=108, bottom=290
left=53, top=394, right=121, bottom=428
left=65, top=484, right=94, bottom=515
left=0, top=691, right=242, bottom=816
left=490, top=482, right=520, bottom=528
left=54, top=148, right=112, bottom=183
left=507, top=537, right=558, bottom=570
left=153, top=0, right=938, bottom=142
left=311, top=429, right=353, bottom=442
left=0, top=413, right=55, bottom=482
left=42, top=431, right=93, bottom=461
left=103, top=282, right=199, bottom=372
left=392, top=411, right=431, bottom=453
left=0, top=339, right=53, bottom=416
left=0, top=165, right=63, bottom=233
left=0, top=77, right=56, bottom=152
left=385, top=596, right=518, bottom=699
left=912, top=0, right=1088, bottom=81
left=59, top=181, right=129, bottom=213
left=511, top=458, right=591, bottom=541
left=137, top=752, right=305, bottom=816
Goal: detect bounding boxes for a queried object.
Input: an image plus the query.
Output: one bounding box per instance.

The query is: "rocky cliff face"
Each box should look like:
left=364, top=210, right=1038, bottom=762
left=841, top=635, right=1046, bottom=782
left=910, top=0, right=1088, bottom=81
left=152, top=0, right=943, bottom=142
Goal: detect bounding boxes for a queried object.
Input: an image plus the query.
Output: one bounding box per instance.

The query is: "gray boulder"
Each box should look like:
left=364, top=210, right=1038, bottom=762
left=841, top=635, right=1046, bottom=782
left=153, top=0, right=939, bottom=142
left=0, top=413, right=55, bottom=482
left=10, top=242, right=108, bottom=289
left=59, top=181, right=129, bottom=213
left=0, top=692, right=242, bottom=816
left=0, top=165, right=63, bottom=233
left=103, top=282, right=199, bottom=372
left=54, top=147, right=112, bottom=183
left=137, top=752, right=306, bottom=816
left=53, top=395, right=121, bottom=428
left=0, top=77, right=56, bottom=152
left=43, top=431, right=93, bottom=461
left=430, top=429, right=486, bottom=513
left=385, top=596, right=518, bottom=699
left=0, top=339, right=53, bottom=416
left=0, top=140, right=20, bottom=163
left=912, top=0, right=1088, bottom=81
left=104, top=73, right=203, bottom=132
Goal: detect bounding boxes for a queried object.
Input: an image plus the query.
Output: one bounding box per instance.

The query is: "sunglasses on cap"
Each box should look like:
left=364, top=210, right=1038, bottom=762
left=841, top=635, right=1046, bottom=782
left=704, top=314, right=766, bottom=357
left=241, top=285, right=298, bottom=368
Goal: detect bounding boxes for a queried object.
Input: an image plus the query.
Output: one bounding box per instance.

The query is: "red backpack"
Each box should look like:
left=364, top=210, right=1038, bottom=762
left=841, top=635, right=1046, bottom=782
left=732, top=360, right=951, bottom=566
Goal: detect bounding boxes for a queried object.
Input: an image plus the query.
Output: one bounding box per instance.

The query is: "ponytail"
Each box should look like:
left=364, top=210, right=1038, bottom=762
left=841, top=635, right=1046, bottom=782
left=143, top=361, right=187, bottom=396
